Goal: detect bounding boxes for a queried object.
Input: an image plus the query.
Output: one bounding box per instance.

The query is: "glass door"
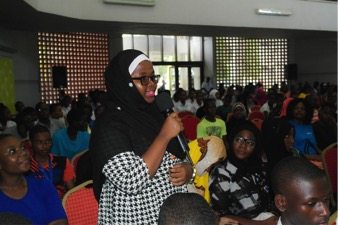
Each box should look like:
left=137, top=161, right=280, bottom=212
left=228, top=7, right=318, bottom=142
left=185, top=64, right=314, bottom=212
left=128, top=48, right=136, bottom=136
left=154, top=64, right=202, bottom=96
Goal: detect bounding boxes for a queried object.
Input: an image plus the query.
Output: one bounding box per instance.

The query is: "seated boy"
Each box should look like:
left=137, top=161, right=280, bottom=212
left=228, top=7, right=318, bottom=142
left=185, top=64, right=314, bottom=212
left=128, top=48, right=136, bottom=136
left=158, top=193, right=218, bottom=225
left=197, top=99, right=227, bottom=146
left=271, top=156, right=331, bottom=225
left=29, top=125, right=75, bottom=198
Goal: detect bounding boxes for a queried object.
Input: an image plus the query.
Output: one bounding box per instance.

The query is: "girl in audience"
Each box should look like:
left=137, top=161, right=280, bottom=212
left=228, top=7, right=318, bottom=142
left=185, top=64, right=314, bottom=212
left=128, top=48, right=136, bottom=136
left=226, top=102, right=248, bottom=135
left=0, top=104, right=18, bottom=137
left=16, top=107, right=38, bottom=140
left=29, top=125, right=75, bottom=198
left=209, top=89, right=223, bottom=107
left=0, top=134, right=67, bottom=225
left=286, top=98, right=318, bottom=155
left=51, top=108, right=90, bottom=160
left=173, top=88, right=194, bottom=113
left=209, top=122, right=277, bottom=225
left=262, top=118, right=296, bottom=176
left=313, top=104, right=337, bottom=150
left=49, top=103, right=66, bottom=136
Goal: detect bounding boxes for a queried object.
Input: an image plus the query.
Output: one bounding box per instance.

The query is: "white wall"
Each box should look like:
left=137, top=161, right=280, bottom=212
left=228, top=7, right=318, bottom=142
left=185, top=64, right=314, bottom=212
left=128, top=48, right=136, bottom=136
left=25, top=0, right=337, bottom=32
left=0, top=28, right=40, bottom=107
left=296, top=38, right=337, bottom=84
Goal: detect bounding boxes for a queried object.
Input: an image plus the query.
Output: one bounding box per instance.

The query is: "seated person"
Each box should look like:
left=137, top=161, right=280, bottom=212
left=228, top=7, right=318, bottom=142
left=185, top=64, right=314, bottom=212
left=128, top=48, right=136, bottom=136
left=209, top=122, right=277, bottom=225
left=286, top=98, right=318, bottom=155
left=197, top=99, right=227, bottom=145
left=29, top=125, right=75, bottom=198
left=0, top=104, right=18, bottom=137
left=188, top=135, right=226, bottom=204
left=51, top=108, right=90, bottom=160
left=226, top=102, right=248, bottom=135
left=271, top=156, right=331, bottom=225
left=158, top=192, right=219, bottom=225
left=49, top=103, right=67, bottom=136
left=173, top=88, right=194, bottom=113
left=0, top=134, right=67, bottom=225
left=0, top=212, right=33, bottom=225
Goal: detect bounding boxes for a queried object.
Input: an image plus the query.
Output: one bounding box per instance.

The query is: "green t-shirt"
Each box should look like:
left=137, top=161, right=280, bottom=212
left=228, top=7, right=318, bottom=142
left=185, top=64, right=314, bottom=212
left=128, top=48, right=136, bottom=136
left=197, top=118, right=227, bottom=139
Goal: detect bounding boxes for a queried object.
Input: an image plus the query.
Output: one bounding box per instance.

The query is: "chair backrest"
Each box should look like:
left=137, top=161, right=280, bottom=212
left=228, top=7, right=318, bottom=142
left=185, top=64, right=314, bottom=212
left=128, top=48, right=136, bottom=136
left=71, top=149, right=88, bottom=171
left=248, top=111, right=264, bottom=121
left=250, top=105, right=261, bottom=112
left=62, top=180, right=98, bottom=225
left=321, top=142, right=337, bottom=194
left=178, top=111, right=194, bottom=119
left=250, top=118, right=263, bottom=131
left=181, top=115, right=200, bottom=141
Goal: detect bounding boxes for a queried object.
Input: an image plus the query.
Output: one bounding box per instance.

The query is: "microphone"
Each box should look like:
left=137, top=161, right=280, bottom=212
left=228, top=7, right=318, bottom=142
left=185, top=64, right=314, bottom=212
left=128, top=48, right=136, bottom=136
left=155, top=91, right=193, bottom=165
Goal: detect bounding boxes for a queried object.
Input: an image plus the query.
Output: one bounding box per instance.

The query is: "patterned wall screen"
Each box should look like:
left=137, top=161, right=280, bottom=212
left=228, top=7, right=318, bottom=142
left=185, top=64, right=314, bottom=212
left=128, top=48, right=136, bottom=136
left=215, top=37, right=288, bottom=89
left=38, top=32, right=109, bottom=103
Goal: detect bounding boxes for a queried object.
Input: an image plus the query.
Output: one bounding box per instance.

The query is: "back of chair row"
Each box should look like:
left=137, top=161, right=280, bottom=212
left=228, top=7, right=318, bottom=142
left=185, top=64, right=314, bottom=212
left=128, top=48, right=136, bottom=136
left=62, top=180, right=98, bottom=225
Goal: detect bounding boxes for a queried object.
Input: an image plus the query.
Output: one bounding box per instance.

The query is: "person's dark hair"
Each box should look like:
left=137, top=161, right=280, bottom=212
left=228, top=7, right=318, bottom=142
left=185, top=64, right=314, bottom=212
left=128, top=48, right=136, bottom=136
left=14, top=101, right=25, bottom=113
left=0, top=133, right=13, bottom=143
left=271, top=156, right=327, bottom=195
left=0, top=105, right=10, bottom=127
left=29, top=125, right=50, bottom=141
left=66, top=108, right=85, bottom=125
left=158, top=193, right=218, bottom=225
left=49, top=103, right=61, bottom=114
left=286, top=98, right=314, bottom=123
left=203, top=98, right=216, bottom=108
left=0, top=212, right=33, bottom=225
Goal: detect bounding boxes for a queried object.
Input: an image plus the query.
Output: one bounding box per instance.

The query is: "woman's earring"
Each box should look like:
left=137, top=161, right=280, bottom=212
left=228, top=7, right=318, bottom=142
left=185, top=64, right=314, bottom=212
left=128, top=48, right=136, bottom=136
left=129, top=82, right=133, bottom=87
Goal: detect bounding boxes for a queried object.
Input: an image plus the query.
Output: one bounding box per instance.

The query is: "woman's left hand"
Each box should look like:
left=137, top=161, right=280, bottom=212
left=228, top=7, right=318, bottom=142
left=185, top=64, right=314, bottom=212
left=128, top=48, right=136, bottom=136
left=169, top=162, right=193, bottom=186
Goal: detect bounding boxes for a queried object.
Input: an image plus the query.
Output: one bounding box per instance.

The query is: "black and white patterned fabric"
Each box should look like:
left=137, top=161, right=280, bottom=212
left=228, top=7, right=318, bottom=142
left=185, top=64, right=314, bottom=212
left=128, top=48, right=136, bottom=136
left=209, top=159, right=272, bottom=219
left=99, top=151, right=187, bottom=224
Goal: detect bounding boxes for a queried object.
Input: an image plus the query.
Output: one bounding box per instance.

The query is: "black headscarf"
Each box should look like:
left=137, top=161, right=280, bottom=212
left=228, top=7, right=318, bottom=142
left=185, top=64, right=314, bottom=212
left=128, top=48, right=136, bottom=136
left=227, top=121, right=263, bottom=172
left=90, top=49, right=184, bottom=199
left=103, top=49, right=184, bottom=158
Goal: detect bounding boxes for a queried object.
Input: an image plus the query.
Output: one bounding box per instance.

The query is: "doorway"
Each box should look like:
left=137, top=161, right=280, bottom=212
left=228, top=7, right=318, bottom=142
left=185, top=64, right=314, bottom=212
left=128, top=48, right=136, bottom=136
left=153, top=62, right=203, bottom=95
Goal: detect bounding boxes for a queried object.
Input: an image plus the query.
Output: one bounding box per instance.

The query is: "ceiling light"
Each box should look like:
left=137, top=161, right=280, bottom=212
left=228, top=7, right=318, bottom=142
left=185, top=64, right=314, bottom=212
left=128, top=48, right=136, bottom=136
left=256, top=8, right=292, bottom=16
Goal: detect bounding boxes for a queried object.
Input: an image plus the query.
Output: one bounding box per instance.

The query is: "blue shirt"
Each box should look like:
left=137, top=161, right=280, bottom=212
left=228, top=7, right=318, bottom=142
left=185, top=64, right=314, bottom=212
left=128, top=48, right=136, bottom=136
left=289, top=120, right=318, bottom=155
left=51, top=128, right=90, bottom=159
left=0, top=174, right=67, bottom=225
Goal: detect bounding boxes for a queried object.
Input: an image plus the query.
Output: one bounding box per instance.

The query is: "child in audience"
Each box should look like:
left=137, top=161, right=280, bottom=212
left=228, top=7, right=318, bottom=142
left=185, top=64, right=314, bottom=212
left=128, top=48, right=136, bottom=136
left=226, top=102, right=248, bottom=135
left=197, top=99, right=227, bottom=144
left=158, top=193, right=219, bottom=225
left=209, top=121, right=277, bottom=225
left=0, top=104, right=18, bottom=137
left=271, top=156, right=331, bottom=225
left=29, top=125, right=75, bottom=198
left=286, top=98, right=318, bottom=155
left=51, top=108, right=90, bottom=160
left=16, top=107, right=38, bottom=140
left=35, top=101, right=51, bottom=130
left=49, top=103, right=67, bottom=136
left=0, top=134, right=67, bottom=225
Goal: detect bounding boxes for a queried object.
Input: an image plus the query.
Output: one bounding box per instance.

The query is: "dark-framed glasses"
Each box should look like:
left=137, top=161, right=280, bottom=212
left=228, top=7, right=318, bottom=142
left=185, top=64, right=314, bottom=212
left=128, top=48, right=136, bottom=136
left=234, top=136, right=256, bottom=147
left=131, top=75, right=160, bottom=86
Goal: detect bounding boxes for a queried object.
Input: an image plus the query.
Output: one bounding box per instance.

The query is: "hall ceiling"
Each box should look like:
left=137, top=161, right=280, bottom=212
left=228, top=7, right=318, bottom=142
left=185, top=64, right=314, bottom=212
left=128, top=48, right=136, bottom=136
left=0, top=0, right=336, bottom=40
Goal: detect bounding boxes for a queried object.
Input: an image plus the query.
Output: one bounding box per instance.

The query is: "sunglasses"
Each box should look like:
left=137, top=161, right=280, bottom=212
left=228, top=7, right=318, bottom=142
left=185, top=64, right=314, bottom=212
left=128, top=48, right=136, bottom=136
left=131, top=75, right=160, bottom=86
left=234, top=136, right=256, bottom=147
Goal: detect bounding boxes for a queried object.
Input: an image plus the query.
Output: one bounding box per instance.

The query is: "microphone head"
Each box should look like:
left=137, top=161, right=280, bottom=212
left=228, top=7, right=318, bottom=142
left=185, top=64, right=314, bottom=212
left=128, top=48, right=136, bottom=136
left=156, top=91, right=174, bottom=113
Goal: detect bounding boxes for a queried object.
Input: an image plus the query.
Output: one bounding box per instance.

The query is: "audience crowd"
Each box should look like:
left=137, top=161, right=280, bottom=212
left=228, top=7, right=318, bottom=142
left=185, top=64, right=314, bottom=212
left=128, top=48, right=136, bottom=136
left=0, top=79, right=336, bottom=224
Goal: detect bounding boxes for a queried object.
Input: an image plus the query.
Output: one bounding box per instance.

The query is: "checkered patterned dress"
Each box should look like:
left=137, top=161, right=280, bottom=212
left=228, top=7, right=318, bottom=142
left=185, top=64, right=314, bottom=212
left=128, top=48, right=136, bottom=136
left=98, top=151, right=187, bottom=225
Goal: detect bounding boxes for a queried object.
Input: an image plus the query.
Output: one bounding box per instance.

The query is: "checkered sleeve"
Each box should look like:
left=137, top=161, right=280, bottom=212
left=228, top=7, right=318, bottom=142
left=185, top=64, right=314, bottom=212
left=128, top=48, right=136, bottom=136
left=102, top=151, right=151, bottom=194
